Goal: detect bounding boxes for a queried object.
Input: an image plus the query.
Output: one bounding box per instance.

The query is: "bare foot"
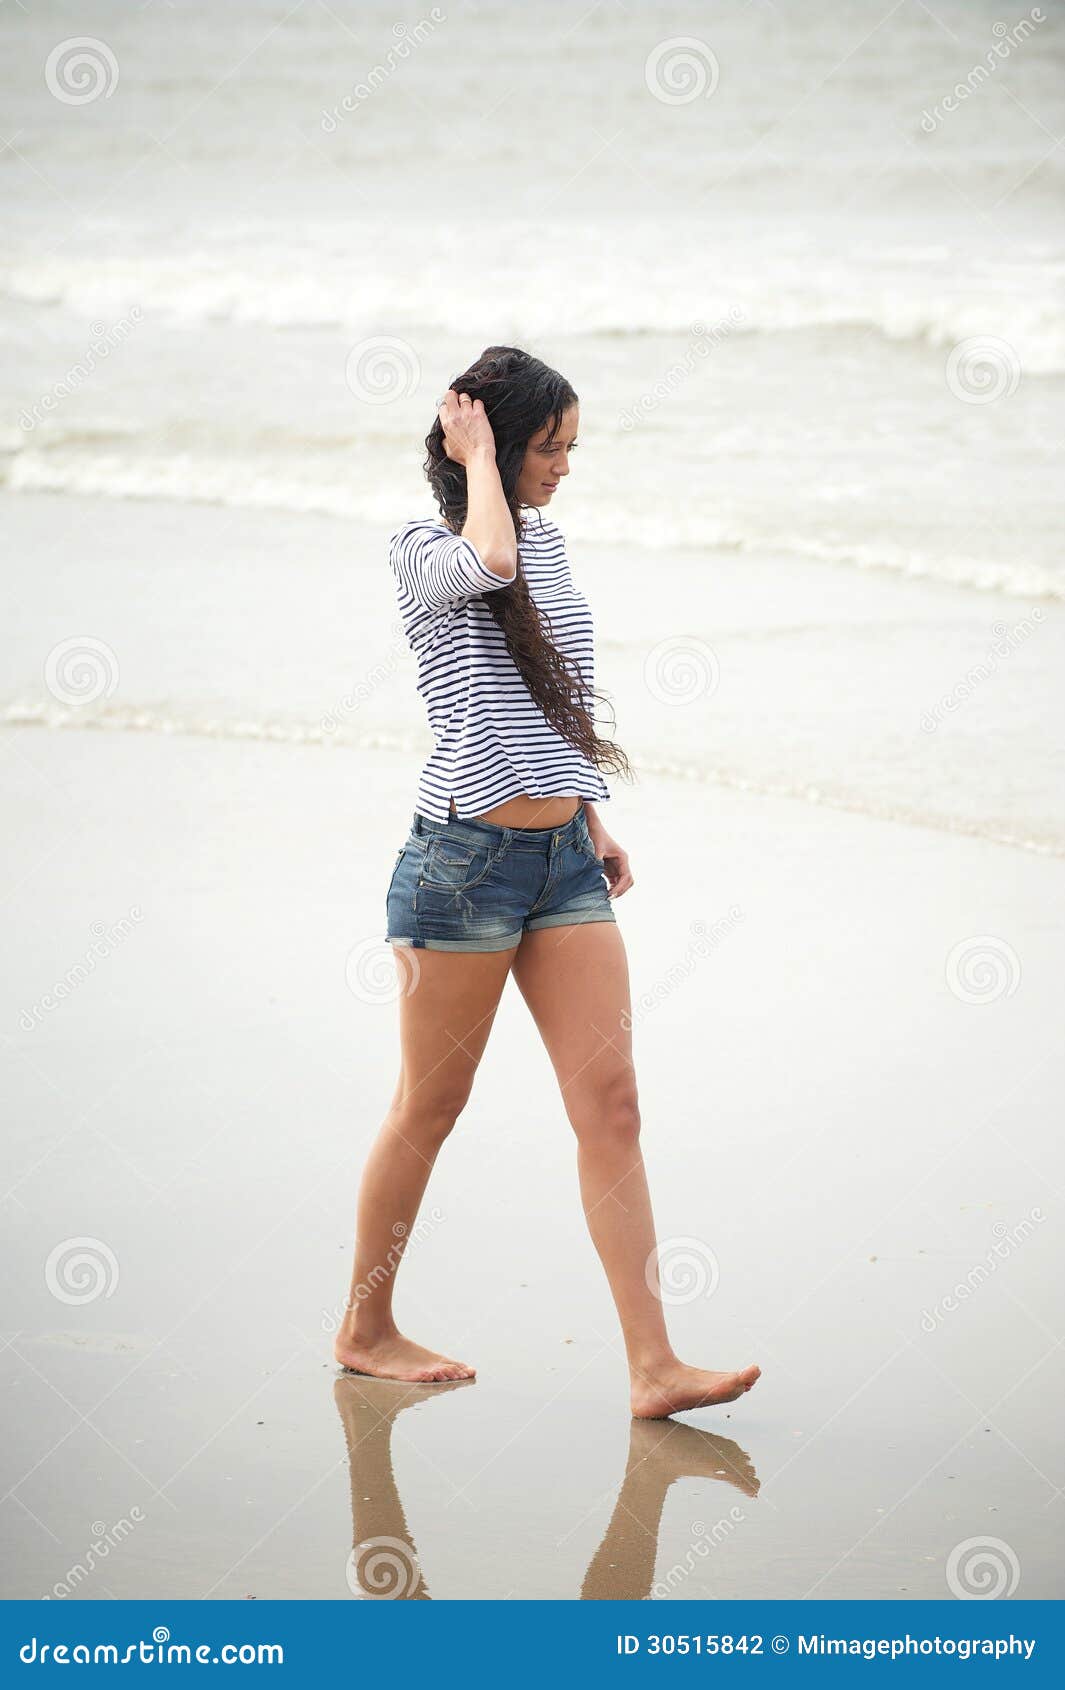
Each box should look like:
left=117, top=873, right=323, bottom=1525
left=630, top=1361, right=761, bottom=1420
left=334, top=1330, right=475, bottom=1384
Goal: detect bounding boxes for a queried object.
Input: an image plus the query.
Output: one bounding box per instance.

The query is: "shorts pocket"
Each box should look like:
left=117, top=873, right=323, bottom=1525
left=577, top=829, right=604, bottom=866
left=386, top=842, right=410, bottom=900
left=420, top=835, right=497, bottom=893
left=387, top=835, right=424, bottom=896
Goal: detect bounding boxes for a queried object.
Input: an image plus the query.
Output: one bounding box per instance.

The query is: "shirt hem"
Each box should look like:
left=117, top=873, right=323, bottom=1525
left=415, top=779, right=611, bottom=825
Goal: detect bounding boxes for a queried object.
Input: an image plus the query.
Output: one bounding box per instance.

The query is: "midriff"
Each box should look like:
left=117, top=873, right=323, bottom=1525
left=448, top=793, right=582, bottom=829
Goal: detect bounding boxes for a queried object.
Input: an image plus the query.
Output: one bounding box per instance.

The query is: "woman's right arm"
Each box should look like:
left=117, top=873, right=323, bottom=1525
left=438, top=389, right=517, bottom=580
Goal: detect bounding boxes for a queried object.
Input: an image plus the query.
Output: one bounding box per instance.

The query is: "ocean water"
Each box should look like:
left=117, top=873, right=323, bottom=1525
left=2, top=0, right=1064, bottom=847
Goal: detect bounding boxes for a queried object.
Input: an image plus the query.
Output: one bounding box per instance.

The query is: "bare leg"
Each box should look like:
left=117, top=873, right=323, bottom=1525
left=512, top=923, right=761, bottom=1417
left=335, top=942, right=517, bottom=1382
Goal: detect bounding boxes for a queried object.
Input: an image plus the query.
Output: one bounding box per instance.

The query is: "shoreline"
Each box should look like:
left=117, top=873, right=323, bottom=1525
left=4, top=488, right=1063, bottom=861
left=4, top=468, right=1062, bottom=606
left=3, top=705, right=1062, bottom=862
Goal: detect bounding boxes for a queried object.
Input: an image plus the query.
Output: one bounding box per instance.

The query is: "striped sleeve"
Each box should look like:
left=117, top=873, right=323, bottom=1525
left=389, top=519, right=516, bottom=611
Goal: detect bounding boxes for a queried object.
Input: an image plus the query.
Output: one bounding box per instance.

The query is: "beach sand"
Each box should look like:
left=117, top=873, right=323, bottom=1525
left=2, top=722, right=1061, bottom=1600
left=3, top=0, right=1064, bottom=1608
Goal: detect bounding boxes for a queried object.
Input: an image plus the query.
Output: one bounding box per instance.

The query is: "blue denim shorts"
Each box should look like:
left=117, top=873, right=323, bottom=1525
left=385, top=807, right=616, bottom=952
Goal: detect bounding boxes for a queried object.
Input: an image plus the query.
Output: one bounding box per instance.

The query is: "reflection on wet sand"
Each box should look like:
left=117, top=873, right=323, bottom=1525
left=334, top=1373, right=472, bottom=1599
left=581, top=1418, right=760, bottom=1601
left=334, top=1374, right=759, bottom=1600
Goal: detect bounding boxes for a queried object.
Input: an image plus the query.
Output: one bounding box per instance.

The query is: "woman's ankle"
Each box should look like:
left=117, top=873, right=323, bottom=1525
left=626, top=1343, right=678, bottom=1378
left=338, top=1307, right=397, bottom=1347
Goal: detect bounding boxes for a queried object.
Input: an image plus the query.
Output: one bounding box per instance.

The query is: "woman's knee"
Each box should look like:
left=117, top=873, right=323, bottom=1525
left=569, top=1080, right=641, bottom=1150
left=389, top=1087, right=470, bottom=1150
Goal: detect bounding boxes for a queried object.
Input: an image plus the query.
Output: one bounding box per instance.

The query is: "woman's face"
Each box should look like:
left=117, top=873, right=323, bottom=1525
left=515, top=403, right=579, bottom=509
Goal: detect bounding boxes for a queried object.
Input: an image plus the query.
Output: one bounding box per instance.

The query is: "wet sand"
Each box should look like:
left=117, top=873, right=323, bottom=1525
left=1, top=730, right=1062, bottom=1599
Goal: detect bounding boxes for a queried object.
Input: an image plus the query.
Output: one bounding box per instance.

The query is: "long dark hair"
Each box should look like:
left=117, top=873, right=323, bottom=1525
left=423, top=345, right=631, bottom=781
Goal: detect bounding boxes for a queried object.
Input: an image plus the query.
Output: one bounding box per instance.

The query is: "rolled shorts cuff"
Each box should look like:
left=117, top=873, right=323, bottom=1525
left=385, top=931, right=522, bottom=953
left=524, top=906, right=617, bottom=933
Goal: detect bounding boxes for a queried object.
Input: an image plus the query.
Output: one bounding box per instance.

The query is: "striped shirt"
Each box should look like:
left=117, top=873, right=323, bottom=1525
left=389, top=513, right=611, bottom=822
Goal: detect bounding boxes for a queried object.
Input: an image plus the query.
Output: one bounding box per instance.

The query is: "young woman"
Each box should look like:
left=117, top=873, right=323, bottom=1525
left=336, top=347, right=760, bottom=1418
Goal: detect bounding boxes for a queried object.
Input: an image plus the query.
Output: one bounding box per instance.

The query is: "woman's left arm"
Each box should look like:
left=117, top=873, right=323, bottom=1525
left=582, top=802, right=634, bottom=899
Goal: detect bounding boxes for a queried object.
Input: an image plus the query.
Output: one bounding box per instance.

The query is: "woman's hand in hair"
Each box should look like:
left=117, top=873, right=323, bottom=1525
left=440, top=388, right=516, bottom=578
left=439, top=389, right=496, bottom=466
